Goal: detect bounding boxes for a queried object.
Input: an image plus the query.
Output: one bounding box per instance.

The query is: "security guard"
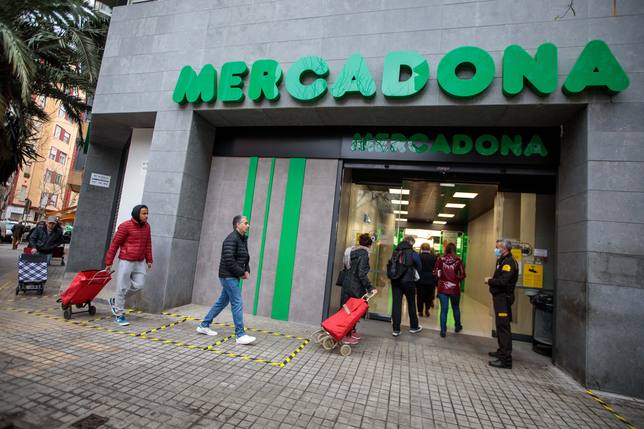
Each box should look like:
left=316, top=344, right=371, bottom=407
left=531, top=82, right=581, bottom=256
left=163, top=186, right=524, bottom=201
left=484, top=239, right=519, bottom=369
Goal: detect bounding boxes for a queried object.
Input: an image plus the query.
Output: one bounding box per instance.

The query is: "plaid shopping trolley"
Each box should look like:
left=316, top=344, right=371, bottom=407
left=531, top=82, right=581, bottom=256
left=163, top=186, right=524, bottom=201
left=17, top=253, right=48, bottom=295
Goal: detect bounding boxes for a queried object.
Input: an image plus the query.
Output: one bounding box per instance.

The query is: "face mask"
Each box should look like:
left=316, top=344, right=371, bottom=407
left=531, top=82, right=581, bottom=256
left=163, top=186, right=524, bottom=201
left=494, top=248, right=502, bottom=257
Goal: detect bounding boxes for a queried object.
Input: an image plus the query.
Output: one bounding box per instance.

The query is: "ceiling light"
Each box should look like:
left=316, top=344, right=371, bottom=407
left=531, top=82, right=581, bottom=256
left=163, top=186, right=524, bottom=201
left=389, top=188, right=410, bottom=195
left=395, top=218, right=407, bottom=222
left=445, top=203, right=466, bottom=209
left=440, top=183, right=455, bottom=187
left=391, top=200, right=409, bottom=205
left=432, top=220, right=447, bottom=225
left=393, top=210, right=408, bottom=215
left=453, top=192, right=478, bottom=199
left=438, top=213, right=455, bottom=218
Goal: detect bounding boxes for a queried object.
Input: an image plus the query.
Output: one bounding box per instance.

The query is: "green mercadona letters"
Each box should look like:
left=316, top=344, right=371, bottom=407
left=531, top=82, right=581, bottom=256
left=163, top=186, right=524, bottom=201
left=172, top=40, right=629, bottom=105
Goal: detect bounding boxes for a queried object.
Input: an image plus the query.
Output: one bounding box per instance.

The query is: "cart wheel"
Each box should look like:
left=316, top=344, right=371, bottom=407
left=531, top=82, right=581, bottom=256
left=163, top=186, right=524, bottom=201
left=15, top=286, right=19, bottom=295
left=89, top=306, right=96, bottom=316
left=316, top=332, right=328, bottom=344
left=63, top=307, right=72, bottom=320
left=61, top=260, right=65, bottom=266
left=321, top=337, right=335, bottom=351
left=38, top=287, right=44, bottom=295
left=340, top=344, right=352, bottom=356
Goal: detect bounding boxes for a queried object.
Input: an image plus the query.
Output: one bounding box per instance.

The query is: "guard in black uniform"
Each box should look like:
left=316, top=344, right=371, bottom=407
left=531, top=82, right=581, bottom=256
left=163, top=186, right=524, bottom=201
left=485, top=239, right=519, bottom=369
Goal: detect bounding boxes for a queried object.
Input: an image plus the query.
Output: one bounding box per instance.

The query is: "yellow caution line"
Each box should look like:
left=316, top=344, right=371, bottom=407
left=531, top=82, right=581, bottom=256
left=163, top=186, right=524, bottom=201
left=585, top=390, right=637, bottom=429
left=161, top=311, right=307, bottom=340
left=280, top=339, right=311, bottom=368
left=3, top=306, right=310, bottom=368
left=134, top=318, right=188, bottom=336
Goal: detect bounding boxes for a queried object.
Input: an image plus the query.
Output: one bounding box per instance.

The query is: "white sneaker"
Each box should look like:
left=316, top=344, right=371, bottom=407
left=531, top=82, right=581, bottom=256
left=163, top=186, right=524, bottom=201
left=196, top=326, right=218, bottom=336
left=235, top=335, right=256, bottom=345
left=409, top=325, right=423, bottom=334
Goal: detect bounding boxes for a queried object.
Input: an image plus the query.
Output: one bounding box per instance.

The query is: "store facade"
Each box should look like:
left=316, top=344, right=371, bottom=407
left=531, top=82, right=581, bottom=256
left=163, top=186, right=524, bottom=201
left=67, top=0, right=644, bottom=398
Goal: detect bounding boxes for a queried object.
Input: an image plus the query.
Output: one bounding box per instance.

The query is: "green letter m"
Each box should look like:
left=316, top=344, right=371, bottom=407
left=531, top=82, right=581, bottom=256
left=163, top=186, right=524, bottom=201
left=172, top=65, right=217, bottom=104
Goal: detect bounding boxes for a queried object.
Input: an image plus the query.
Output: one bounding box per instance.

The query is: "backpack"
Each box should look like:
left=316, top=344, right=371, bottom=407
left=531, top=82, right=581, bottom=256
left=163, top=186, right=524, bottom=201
left=387, top=249, right=409, bottom=280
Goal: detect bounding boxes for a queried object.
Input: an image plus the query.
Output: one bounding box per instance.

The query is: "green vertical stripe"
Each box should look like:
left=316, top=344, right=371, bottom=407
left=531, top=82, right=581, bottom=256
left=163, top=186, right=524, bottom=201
left=253, top=158, right=276, bottom=315
left=240, top=157, right=258, bottom=289
left=243, top=157, right=259, bottom=222
left=271, top=158, right=306, bottom=321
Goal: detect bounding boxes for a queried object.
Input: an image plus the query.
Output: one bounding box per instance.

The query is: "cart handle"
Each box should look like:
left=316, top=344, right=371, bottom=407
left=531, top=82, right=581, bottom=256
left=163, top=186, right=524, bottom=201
left=86, top=269, right=115, bottom=285
left=362, top=289, right=378, bottom=301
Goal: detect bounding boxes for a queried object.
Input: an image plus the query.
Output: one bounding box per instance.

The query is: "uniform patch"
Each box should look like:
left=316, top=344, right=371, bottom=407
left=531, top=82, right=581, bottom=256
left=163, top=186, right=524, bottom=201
left=502, top=264, right=512, bottom=272
left=498, top=312, right=508, bottom=317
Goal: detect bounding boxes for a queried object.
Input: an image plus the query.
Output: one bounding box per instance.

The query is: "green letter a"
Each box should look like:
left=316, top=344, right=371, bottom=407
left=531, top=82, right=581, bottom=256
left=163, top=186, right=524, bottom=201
left=563, top=40, right=629, bottom=94
left=172, top=65, right=217, bottom=104
left=330, top=53, right=376, bottom=99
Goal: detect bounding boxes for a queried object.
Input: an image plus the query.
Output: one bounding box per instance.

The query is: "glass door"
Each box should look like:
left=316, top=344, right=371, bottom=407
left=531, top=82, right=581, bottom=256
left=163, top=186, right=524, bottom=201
left=341, top=182, right=405, bottom=320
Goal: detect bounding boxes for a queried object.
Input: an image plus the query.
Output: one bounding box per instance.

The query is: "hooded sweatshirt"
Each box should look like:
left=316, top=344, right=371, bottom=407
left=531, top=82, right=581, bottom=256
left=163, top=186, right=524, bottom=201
left=434, top=253, right=466, bottom=296
left=105, top=205, right=153, bottom=266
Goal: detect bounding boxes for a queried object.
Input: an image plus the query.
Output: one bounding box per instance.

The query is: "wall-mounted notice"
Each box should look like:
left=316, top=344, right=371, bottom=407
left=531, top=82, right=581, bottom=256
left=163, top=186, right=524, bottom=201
left=523, top=263, right=544, bottom=288
left=89, top=173, right=111, bottom=188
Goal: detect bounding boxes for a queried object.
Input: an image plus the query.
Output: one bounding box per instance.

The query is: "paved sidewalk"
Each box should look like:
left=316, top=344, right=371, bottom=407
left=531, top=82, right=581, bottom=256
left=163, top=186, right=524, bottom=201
left=0, top=250, right=642, bottom=428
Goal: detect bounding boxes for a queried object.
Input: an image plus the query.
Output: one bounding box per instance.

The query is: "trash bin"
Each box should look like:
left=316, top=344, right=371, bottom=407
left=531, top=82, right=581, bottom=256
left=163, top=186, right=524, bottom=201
left=530, top=292, right=553, bottom=357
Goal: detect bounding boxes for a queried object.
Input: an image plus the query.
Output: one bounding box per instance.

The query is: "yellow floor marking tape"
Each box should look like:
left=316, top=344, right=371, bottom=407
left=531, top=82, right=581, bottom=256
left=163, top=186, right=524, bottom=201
left=1, top=306, right=310, bottom=367
left=585, top=389, right=637, bottom=429
left=161, top=311, right=308, bottom=340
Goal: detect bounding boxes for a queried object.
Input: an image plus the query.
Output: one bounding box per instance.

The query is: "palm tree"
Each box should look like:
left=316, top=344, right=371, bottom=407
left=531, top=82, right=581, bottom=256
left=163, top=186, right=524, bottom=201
left=0, top=0, right=108, bottom=184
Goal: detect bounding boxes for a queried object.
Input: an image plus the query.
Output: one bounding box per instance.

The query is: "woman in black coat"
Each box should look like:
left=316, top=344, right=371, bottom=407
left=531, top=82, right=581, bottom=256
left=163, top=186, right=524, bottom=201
left=341, top=233, right=376, bottom=344
left=416, top=242, right=438, bottom=318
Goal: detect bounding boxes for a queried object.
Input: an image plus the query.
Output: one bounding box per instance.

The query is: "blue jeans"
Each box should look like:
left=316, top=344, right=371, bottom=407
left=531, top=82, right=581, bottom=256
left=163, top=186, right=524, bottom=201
left=438, top=293, right=462, bottom=334
left=201, top=278, right=245, bottom=337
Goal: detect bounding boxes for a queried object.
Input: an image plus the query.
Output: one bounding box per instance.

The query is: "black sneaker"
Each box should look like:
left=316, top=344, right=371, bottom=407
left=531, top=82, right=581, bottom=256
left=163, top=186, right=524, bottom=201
left=488, top=351, right=501, bottom=358
left=409, top=326, right=423, bottom=334
left=489, top=359, right=512, bottom=369
left=455, top=325, right=463, bottom=333
left=440, top=331, right=446, bottom=338
left=392, top=331, right=400, bottom=337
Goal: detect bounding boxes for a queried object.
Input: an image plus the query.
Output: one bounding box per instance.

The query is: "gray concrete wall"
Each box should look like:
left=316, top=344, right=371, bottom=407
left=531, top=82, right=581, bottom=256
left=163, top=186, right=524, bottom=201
left=95, top=0, right=644, bottom=121
left=584, top=103, right=644, bottom=397
left=289, top=159, right=339, bottom=325
left=192, top=157, right=248, bottom=306
left=132, top=110, right=215, bottom=313
left=66, top=142, right=126, bottom=276
left=557, top=109, right=589, bottom=385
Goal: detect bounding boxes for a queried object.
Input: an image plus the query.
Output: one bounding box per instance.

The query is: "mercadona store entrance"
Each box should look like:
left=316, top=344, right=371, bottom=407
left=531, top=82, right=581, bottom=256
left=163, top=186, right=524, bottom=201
left=328, top=127, right=558, bottom=343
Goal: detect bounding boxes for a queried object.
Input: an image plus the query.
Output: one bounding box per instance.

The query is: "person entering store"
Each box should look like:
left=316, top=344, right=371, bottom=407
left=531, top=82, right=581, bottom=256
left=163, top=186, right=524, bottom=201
left=416, top=243, right=437, bottom=318
left=434, top=242, right=466, bottom=338
left=340, top=233, right=376, bottom=345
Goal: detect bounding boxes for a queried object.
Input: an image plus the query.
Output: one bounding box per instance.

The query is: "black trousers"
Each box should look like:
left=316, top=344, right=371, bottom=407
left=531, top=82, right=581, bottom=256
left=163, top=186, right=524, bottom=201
left=493, top=293, right=513, bottom=362
left=416, top=284, right=435, bottom=314
left=392, top=281, right=419, bottom=332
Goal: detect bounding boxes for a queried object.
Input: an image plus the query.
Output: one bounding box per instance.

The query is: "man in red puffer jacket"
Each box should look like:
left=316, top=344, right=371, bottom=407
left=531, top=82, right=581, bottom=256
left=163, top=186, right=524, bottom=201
left=105, top=205, right=153, bottom=326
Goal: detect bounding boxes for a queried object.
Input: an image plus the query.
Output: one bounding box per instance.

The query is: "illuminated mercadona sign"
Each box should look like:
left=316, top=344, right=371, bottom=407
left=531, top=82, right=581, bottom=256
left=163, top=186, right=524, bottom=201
left=172, top=40, right=629, bottom=105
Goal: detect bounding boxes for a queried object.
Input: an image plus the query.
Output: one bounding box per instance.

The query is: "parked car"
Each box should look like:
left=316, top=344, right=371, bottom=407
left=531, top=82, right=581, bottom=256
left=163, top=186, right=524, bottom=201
left=1, top=220, right=18, bottom=243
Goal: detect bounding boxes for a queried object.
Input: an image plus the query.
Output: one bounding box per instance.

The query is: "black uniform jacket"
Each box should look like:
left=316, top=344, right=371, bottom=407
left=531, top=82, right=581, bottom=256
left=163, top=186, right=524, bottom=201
left=488, top=253, right=519, bottom=296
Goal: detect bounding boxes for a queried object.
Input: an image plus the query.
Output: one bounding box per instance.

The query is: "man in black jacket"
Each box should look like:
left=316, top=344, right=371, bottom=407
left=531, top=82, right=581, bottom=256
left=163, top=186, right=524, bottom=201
left=390, top=236, right=423, bottom=337
left=196, top=215, right=256, bottom=345
left=28, top=217, right=63, bottom=264
left=485, top=239, right=519, bottom=369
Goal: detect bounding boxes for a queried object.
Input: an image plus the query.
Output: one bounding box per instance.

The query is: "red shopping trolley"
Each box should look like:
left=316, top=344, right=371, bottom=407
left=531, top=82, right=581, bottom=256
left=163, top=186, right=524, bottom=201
left=314, top=290, right=377, bottom=356
left=59, top=270, right=114, bottom=319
